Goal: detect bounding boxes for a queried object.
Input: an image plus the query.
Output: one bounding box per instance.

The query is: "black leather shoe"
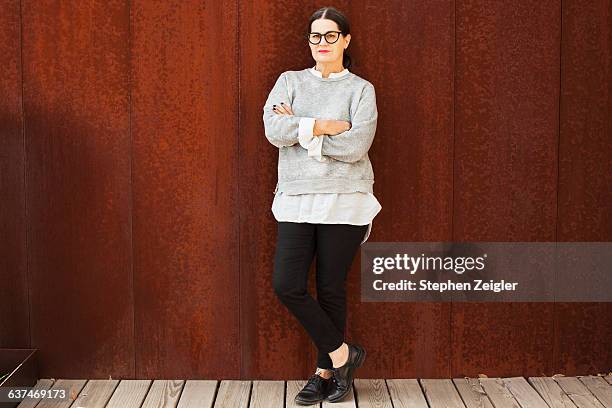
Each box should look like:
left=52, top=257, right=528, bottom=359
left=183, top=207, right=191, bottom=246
left=326, top=343, right=366, bottom=403
left=294, top=373, right=331, bottom=405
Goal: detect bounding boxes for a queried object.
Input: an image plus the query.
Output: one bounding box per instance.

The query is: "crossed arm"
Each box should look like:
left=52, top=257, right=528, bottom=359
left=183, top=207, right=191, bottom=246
left=262, top=72, right=378, bottom=163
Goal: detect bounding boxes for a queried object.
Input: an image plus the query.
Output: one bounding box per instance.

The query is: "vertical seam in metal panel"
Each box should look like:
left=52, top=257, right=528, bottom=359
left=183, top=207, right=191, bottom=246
left=236, top=0, right=242, bottom=380
left=450, top=0, right=456, bottom=378
left=128, top=0, right=135, bottom=379
left=19, top=0, right=31, bottom=349
left=552, top=0, right=562, bottom=374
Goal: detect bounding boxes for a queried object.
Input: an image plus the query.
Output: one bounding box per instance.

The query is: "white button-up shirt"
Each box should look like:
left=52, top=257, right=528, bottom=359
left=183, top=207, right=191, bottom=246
left=271, top=66, right=382, bottom=244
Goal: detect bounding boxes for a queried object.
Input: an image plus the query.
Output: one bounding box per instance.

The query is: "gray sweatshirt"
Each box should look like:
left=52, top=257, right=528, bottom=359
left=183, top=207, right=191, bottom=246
left=262, top=68, right=378, bottom=195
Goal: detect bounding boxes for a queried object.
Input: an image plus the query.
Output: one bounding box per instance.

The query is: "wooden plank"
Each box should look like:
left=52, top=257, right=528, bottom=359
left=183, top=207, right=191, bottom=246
left=528, top=377, right=577, bottom=408
left=478, top=378, right=521, bottom=408
left=71, top=379, right=119, bottom=408
left=212, top=380, right=251, bottom=408
left=604, top=376, right=612, bottom=386
left=321, top=385, right=356, bottom=408
left=106, top=379, right=152, bottom=408
left=555, top=377, right=606, bottom=408
left=420, top=379, right=465, bottom=408
left=453, top=377, right=494, bottom=408
left=176, top=380, right=217, bottom=408
left=141, top=380, right=185, bottom=408
left=35, top=379, right=87, bottom=408
left=354, top=379, right=392, bottom=408
left=503, top=377, right=550, bottom=408
left=386, top=379, right=429, bottom=408
left=250, top=380, right=284, bottom=408
left=16, top=378, right=54, bottom=408
left=286, top=380, right=320, bottom=408
left=579, top=376, right=612, bottom=408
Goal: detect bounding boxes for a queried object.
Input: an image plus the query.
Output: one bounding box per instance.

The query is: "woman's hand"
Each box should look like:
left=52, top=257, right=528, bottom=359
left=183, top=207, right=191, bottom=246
left=273, top=102, right=294, bottom=115
left=272, top=103, right=352, bottom=137
left=314, top=119, right=352, bottom=136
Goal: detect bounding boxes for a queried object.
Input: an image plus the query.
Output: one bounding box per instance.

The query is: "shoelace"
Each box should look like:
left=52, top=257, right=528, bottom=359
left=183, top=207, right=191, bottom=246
left=306, top=373, right=325, bottom=386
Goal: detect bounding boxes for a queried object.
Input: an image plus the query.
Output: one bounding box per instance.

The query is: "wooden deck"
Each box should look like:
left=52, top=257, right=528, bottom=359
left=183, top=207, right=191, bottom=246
left=16, top=374, right=612, bottom=407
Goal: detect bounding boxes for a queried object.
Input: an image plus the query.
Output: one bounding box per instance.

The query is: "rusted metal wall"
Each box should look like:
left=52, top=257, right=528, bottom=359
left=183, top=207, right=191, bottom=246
left=20, top=0, right=134, bottom=378
left=553, top=0, right=612, bottom=374
left=0, top=0, right=29, bottom=348
left=130, top=1, right=240, bottom=380
left=451, top=0, right=561, bottom=376
left=1, top=0, right=610, bottom=380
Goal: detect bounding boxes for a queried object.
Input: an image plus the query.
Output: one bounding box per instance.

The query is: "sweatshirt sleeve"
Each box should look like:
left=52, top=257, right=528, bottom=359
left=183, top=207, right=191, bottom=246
left=262, top=72, right=304, bottom=148
left=298, top=117, right=326, bottom=162
left=320, top=83, right=378, bottom=163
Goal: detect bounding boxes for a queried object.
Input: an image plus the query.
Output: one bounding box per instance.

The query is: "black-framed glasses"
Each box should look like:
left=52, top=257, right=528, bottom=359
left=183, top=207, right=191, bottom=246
left=306, top=31, right=343, bottom=45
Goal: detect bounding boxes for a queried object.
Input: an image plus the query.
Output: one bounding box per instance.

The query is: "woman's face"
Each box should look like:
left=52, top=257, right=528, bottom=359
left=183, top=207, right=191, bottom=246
left=308, top=18, right=350, bottom=66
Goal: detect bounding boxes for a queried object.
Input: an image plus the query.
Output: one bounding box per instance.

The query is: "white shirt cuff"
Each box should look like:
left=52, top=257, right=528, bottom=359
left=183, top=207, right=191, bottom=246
left=298, top=117, right=324, bottom=161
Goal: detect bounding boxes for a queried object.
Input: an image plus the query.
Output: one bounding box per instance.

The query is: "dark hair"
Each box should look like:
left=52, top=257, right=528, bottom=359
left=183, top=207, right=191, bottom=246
left=306, top=7, right=352, bottom=69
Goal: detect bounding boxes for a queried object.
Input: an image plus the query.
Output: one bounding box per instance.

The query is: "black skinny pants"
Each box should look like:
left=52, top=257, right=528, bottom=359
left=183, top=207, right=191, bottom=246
left=272, top=221, right=369, bottom=370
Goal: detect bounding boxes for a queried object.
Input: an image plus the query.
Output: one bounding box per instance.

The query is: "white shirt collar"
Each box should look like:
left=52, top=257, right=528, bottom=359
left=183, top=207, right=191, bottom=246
left=309, top=66, right=349, bottom=78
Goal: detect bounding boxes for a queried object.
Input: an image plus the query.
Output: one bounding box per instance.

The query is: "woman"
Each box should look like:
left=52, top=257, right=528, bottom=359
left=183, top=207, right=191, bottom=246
left=262, top=6, right=382, bottom=405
